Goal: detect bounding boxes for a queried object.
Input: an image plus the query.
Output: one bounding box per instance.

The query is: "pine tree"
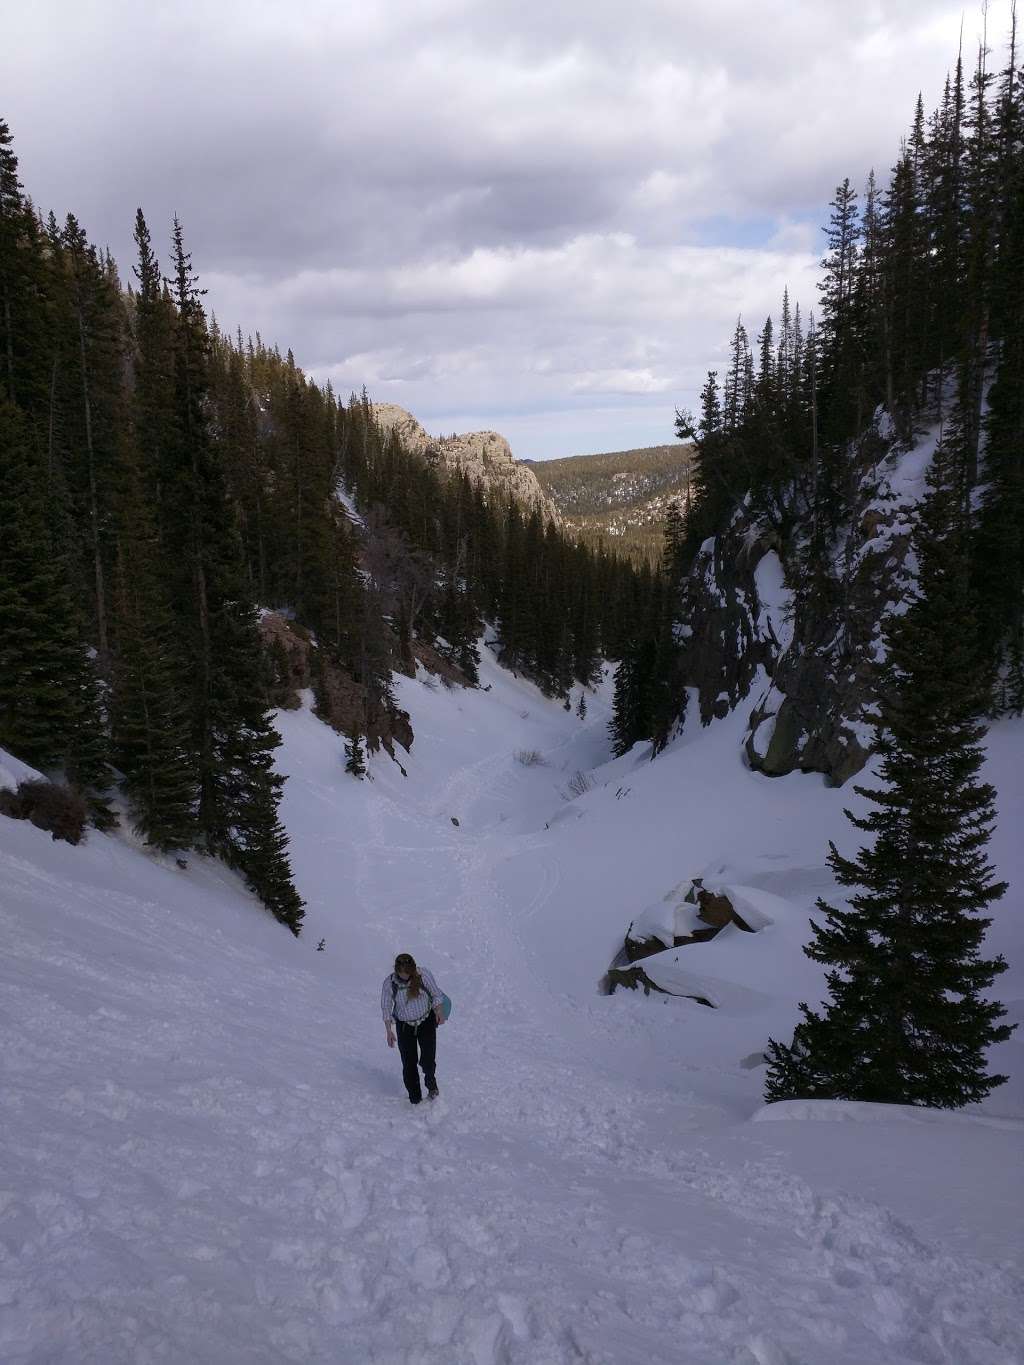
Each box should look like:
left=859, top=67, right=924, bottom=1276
left=765, top=446, right=1012, bottom=1108
left=661, top=498, right=686, bottom=583
left=723, top=318, right=751, bottom=432
left=344, top=732, right=367, bottom=778
left=0, top=120, right=50, bottom=416
left=972, top=16, right=1024, bottom=710
left=0, top=119, right=21, bottom=404
left=166, top=218, right=304, bottom=932
left=819, top=178, right=860, bottom=371
left=109, top=513, right=199, bottom=850
left=609, top=634, right=649, bottom=757
left=675, top=369, right=728, bottom=558
left=0, top=399, right=113, bottom=819
left=130, top=208, right=179, bottom=532
left=54, top=213, right=127, bottom=667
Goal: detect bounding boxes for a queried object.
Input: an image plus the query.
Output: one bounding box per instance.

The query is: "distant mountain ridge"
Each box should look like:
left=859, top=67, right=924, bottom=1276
left=529, top=443, right=694, bottom=566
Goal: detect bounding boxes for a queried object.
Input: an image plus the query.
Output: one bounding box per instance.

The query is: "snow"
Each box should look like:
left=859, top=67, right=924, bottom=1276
left=752, top=1099, right=1024, bottom=1130
left=334, top=483, right=366, bottom=527
left=0, top=747, right=39, bottom=793
left=854, top=424, right=941, bottom=572
left=1, top=647, right=1022, bottom=1364
left=748, top=711, right=776, bottom=760
left=753, top=550, right=793, bottom=654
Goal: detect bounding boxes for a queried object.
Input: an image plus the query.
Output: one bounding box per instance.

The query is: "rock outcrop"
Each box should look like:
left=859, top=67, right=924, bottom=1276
left=602, top=963, right=715, bottom=1008
left=680, top=410, right=933, bottom=787
left=372, top=403, right=557, bottom=521
left=258, top=611, right=414, bottom=759
left=623, top=880, right=756, bottom=962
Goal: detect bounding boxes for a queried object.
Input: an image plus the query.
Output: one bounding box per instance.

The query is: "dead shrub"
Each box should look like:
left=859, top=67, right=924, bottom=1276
left=0, top=779, right=88, bottom=845
left=563, top=769, right=595, bottom=800
left=514, top=749, right=546, bottom=767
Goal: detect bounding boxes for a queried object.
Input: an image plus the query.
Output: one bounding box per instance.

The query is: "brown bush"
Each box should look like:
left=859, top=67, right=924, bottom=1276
left=0, top=779, right=87, bottom=845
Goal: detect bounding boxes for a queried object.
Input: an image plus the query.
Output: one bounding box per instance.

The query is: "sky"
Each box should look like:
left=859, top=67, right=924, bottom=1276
left=3, top=1, right=1011, bottom=459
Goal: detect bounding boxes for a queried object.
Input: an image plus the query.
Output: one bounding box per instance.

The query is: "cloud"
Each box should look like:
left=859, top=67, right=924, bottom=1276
left=3, top=0, right=1010, bottom=457
left=570, top=370, right=675, bottom=397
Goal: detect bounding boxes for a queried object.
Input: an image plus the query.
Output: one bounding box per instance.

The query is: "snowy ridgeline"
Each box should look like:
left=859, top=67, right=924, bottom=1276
left=1, top=648, right=1023, bottom=1364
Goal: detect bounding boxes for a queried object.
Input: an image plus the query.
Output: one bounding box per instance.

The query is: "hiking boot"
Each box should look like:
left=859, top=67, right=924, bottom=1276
left=427, top=1085, right=439, bottom=1100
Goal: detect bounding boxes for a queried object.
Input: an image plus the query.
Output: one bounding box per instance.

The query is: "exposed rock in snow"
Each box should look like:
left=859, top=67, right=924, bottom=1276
left=603, top=960, right=716, bottom=1006
left=258, top=610, right=414, bottom=756
left=681, top=412, right=940, bottom=786
left=623, top=879, right=767, bottom=965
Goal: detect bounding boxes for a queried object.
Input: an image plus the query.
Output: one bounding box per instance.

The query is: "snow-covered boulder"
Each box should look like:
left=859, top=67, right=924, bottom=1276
left=623, top=878, right=766, bottom=962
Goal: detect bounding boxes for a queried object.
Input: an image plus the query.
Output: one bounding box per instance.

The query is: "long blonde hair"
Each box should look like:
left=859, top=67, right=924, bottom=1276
left=394, top=953, right=422, bottom=999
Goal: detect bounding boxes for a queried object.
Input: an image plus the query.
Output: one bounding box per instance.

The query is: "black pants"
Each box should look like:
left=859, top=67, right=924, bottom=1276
left=396, top=1014, right=436, bottom=1102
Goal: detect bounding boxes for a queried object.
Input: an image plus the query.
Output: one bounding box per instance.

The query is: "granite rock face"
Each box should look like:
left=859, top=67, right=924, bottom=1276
left=680, top=411, right=933, bottom=787
left=372, top=403, right=557, bottom=521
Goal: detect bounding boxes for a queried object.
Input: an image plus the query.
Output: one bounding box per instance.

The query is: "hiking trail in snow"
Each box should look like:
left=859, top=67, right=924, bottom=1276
left=2, top=654, right=1022, bottom=1364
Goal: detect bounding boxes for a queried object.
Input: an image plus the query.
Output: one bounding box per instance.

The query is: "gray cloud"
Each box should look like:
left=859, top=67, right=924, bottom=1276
left=4, top=0, right=1004, bottom=456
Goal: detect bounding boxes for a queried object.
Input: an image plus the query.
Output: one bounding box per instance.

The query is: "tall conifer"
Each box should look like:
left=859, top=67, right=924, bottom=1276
left=765, top=446, right=1012, bottom=1108
left=0, top=400, right=113, bottom=819
left=166, top=219, right=304, bottom=931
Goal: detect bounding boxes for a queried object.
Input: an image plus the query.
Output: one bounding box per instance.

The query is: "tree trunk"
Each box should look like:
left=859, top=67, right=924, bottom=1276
left=77, top=306, right=108, bottom=665
left=2, top=282, right=13, bottom=403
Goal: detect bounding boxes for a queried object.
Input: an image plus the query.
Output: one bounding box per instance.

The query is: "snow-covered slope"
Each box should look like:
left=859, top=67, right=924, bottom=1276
left=2, top=652, right=1022, bottom=1364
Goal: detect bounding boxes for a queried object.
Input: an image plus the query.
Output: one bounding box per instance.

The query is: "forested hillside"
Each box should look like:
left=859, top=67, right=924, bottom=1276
left=609, top=26, right=1024, bottom=765
left=597, top=24, right=1023, bottom=1113
left=530, top=442, right=694, bottom=566
left=0, top=121, right=643, bottom=934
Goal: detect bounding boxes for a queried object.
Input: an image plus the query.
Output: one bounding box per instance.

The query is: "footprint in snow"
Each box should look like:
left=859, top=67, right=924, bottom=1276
left=743, top=1334, right=808, bottom=1365
left=412, top=1242, right=451, bottom=1288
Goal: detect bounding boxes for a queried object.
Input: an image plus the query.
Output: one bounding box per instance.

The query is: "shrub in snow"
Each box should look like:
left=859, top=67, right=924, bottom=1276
left=0, top=779, right=87, bottom=845
left=563, top=770, right=595, bottom=799
left=344, top=735, right=367, bottom=779
left=514, top=750, right=546, bottom=767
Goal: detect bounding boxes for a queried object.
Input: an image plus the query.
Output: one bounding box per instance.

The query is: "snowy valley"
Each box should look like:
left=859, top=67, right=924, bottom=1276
left=3, top=644, right=1022, bottom=1365
left=3, top=10, right=1024, bottom=1362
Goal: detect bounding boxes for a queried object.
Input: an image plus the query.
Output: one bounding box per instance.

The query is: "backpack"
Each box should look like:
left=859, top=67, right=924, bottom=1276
left=392, top=974, right=452, bottom=1021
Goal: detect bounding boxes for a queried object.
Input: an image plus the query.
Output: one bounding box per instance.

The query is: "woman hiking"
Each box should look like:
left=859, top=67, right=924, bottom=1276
left=382, top=953, right=446, bottom=1104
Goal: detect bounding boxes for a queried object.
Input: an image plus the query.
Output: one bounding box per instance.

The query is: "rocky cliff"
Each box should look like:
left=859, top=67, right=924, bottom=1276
left=680, top=410, right=936, bottom=787
left=372, top=404, right=556, bottom=521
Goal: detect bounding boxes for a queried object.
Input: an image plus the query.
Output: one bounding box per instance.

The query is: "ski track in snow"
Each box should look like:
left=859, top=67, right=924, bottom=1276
left=2, top=662, right=1022, bottom=1365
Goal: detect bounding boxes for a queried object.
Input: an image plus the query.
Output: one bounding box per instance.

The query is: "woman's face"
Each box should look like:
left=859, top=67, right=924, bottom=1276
left=396, top=957, right=413, bottom=978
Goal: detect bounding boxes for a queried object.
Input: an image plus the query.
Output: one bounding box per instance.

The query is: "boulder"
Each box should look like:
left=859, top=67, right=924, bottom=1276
left=697, top=887, right=755, bottom=933
left=624, top=931, right=671, bottom=962
left=602, top=964, right=714, bottom=1008
left=623, top=879, right=753, bottom=964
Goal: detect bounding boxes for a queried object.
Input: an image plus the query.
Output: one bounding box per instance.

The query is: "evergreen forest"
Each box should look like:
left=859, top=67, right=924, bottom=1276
left=611, top=22, right=1022, bottom=1109
left=1, top=16, right=1020, bottom=1110
left=0, top=120, right=642, bottom=935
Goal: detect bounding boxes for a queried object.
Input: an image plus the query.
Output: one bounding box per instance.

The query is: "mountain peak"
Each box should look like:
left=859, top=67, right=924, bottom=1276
left=372, top=403, right=556, bottom=519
